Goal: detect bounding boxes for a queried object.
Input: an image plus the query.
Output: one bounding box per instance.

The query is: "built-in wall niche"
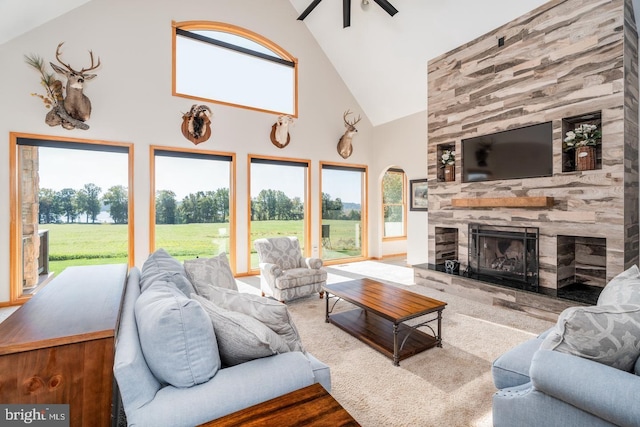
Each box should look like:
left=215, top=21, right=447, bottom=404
left=557, top=235, right=606, bottom=304
left=561, top=111, right=602, bottom=173
left=435, top=227, right=458, bottom=266
left=437, top=143, right=456, bottom=182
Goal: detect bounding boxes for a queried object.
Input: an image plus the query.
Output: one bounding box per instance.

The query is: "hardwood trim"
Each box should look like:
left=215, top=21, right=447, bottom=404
left=451, top=196, right=554, bottom=208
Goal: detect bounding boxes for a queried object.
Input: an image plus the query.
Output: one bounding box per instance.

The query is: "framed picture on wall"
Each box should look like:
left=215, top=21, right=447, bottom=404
left=410, top=179, right=429, bottom=211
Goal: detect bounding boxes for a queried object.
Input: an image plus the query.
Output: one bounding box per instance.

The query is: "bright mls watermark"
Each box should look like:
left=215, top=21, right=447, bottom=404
left=1, top=405, right=69, bottom=426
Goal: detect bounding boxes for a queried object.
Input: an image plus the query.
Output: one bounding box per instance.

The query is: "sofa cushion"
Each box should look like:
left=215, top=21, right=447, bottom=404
left=135, top=280, right=220, bottom=387
left=492, top=337, right=544, bottom=389
left=206, top=286, right=304, bottom=352
left=184, top=253, right=238, bottom=297
left=597, top=264, right=640, bottom=306
left=140, top=248, right=196, bottom=296
left=540, top=304, right=640, bottom=372
left=193, top=294, right=290, bottom=367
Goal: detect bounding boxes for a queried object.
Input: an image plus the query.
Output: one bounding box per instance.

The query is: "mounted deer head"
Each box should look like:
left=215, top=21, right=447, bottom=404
left=49, top=42, right=100, bottom=123
left=181, top=104, right=213, bottom=145
left=270, top=115, right=295, bottom=148
left=337, top=110, right=361, bottom=159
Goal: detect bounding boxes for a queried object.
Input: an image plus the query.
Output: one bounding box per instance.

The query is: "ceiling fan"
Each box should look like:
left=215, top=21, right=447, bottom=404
left=298, top=0, right=398, bottom=28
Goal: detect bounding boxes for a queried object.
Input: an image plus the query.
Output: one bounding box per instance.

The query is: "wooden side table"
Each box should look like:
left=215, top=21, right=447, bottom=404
left=199, top=383, right=359, bottom=427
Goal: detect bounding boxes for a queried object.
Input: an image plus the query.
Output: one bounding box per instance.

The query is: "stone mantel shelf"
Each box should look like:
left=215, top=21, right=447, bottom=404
left=451, top=196, right=554, bottom=208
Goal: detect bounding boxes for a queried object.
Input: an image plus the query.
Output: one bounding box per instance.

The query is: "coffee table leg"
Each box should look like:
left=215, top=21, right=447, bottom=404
left=393, top=323, right=399, bottom=366
left=325, top=291, right=329, bottom=323
left=437, top=310, right=443, bottom=347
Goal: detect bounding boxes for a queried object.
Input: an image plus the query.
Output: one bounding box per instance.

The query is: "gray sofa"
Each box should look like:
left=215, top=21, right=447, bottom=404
left=114, top=249, right=331, bottom=427
left=492, top=266, right=640, bottom=427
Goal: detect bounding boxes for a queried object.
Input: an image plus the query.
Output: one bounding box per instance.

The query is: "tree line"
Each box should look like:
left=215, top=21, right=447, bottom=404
left=39, top=184, right=129, bottom=224
left=39, top=184, right=361, bottom=225
left=155, top=188, right=361, bottom=224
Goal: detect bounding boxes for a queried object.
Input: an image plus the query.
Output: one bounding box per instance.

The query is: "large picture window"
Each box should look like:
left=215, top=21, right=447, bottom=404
left=10, top=134, right=134, bottom=303
left=173, top=21, right=298, bottom=116
left=249, top=156, right=310, bottom=271
left=320, top=162, right=368, bottom=262
left=151, top=147, right=235, bottom=267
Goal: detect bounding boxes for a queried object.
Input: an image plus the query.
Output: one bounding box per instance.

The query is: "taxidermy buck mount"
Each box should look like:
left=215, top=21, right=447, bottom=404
left=337, top=110, right=362, bottom=159
left=25, top=42, right=100, bottom=130
left=270, top=115, right=295, bottom=148
left=181, top=104, right=213, bottom=145
left=298, top=0, right=398, bottom=28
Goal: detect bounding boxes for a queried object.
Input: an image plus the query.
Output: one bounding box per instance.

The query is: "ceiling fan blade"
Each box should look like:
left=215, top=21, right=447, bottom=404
left=373, top=0, right=398, bottom=16
left=343, top=0, right=351, bottom=28
left=297, top=0, right=323, bottom=21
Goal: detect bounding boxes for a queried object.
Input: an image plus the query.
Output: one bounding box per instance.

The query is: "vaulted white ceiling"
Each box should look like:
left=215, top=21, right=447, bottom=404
left=3, top=0, right=640, bottom=126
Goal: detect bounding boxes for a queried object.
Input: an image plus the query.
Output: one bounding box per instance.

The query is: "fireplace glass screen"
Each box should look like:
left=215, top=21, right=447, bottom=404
left=468, top=224, right=539, bottom=291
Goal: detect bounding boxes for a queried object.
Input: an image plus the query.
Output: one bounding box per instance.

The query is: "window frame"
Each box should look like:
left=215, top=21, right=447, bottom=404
left=319, top=161, right=368, bottom=264
left=247, top=154, right=311, bottom=273
left=149, top=145, right=236, bottom=272
left=381, top=168, right=407, bottom=240
left=9, top=132, right=135, bottom=304
left=172, top=20, right=299, bottom=117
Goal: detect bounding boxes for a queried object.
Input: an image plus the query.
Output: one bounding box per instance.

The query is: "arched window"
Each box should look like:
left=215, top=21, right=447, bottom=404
left=173, top=21, right=298, bottom=116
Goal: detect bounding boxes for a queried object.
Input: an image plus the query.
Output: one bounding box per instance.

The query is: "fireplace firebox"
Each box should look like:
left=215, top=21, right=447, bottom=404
left=468, top=224, right=539, bottom=292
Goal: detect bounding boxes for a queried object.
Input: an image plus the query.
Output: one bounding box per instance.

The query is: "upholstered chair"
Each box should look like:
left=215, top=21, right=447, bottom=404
left=254, top=236, right=327, bottom=302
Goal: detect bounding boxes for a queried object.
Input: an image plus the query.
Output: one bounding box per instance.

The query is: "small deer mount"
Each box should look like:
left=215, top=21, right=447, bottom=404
left=337, top=110, right=361, bottom=159
left=181, top=105, right=213, bottom=145
left=25, top=42, right=100, bottom=130
left=270, top=115, right=295, bottom=148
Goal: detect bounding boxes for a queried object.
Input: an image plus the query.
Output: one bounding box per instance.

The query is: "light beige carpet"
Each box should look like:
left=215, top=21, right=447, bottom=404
left=284, top=261, right=555, bottom=427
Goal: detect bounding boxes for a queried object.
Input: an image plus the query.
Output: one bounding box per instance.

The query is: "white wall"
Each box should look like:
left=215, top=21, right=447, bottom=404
left=0, top=0, right=379, bottom=303
left=371, top=110, right=427, bottom=264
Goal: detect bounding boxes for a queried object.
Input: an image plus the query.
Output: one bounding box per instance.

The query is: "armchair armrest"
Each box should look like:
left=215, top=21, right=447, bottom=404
left=304, top=257, right=323, bottom=269
left=259, top=262, right=282, bottom=285
left=531, top=349, right=640, bottom=427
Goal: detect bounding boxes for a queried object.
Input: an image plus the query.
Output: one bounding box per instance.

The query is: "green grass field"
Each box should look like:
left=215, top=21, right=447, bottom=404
left=41, top=219, right=363, bottom=275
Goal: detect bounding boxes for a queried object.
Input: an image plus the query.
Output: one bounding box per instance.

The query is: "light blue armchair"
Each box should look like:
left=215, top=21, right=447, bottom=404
left=492, top=266, right=640, bottom=427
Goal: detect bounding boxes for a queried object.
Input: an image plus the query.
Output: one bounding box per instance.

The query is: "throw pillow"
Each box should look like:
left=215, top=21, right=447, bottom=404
left=540, top=304, right=640, bottom=372
left=184, top=253, right=238, bottom=299
left=597, top=264, right=640, bottom=306
left=206, top=286, right=305, bottom=352
left=193, top=294, right=290, bottom=367
left=135, top=280, right=220, bottom=387
left=140, top=248, right=196, bottom=297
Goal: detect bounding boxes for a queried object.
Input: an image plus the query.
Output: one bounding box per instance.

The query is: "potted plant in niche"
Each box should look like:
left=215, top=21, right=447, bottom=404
left=441, top=149, right=456, bottom=182
left=563, top=123, right=601, bottom=171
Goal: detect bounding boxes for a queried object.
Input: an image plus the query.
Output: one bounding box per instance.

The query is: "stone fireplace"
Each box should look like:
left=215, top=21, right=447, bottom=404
left=415, top=0, right=639, bottom=319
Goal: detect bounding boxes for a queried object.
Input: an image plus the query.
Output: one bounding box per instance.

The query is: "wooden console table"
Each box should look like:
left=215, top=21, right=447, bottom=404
left=0, top=264, right=128, bottom=427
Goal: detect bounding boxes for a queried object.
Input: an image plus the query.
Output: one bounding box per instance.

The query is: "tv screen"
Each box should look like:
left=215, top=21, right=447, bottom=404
left=461, top=122, right=553, bottom=183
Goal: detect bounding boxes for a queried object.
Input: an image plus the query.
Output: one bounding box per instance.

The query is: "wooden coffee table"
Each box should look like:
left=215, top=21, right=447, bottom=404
left=198, top=383, right=359, bottom=426
left=324, top=279, right=447, bottom=366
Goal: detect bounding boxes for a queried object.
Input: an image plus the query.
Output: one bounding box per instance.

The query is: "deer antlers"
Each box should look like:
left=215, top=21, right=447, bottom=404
left=54, top=42, right=101, bottom=74
left=343, top=109, right=361, bottom=127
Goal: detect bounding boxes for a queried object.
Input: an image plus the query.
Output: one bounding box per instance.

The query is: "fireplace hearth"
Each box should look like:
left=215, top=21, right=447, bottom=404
left=467, top=224, right=539, bottom=292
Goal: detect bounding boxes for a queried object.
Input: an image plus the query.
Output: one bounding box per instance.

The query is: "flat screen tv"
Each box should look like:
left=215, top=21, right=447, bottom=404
left=461, top=122, right=553, bottom=183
